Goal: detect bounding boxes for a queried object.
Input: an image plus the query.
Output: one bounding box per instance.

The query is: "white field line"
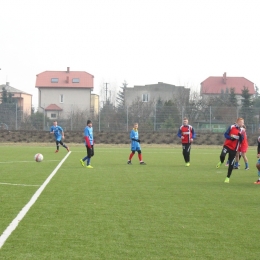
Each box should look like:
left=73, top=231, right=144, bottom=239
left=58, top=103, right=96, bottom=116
left=0, top=151, right=71, bottom=249
left=0, top=183, right=40, bottom=187
left=0, top=160, right=59, bottom=164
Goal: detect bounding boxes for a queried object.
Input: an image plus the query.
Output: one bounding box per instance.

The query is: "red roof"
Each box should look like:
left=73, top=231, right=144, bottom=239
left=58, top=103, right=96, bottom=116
left=201, top=73, right=255, bottom=95
left=45, top=104, right=63, bottom=111
left=35, top=67, right=94, bottom=89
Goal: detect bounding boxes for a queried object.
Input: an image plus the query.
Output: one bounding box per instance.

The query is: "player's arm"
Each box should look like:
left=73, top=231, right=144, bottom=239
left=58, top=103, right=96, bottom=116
left=50, top=126, right=54, bottom=134
left=58, top=126, right=64, bottom=139
left=84, top=129, right=91, bottom=148
left=84, top=136, right=91, bottom=148
left=191, top=127, right=196, bottom=139
left=177, top=128, right=184, bottom=139
left=224, top=126, right=233, bottom=140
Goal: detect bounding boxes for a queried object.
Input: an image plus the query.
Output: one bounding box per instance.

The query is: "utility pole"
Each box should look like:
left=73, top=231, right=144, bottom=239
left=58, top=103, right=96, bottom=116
left=104, top=83, right=109, bottom=104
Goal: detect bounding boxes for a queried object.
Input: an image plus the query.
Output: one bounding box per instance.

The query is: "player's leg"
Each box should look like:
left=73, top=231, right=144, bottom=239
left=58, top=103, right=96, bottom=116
left=137, top=150, right=146, bottom=165
left=233, top=151, right=240, bottom=169
left=186, top=144, right=191, bottom=166
left=182, top=144, right=190, bottom=166
left=182, top=144, right=186, bottom=163
left=86, top=146, right=93, bottom=168
left=128, top=150, right=135, bottom=164
left=216, top=146, right=227, bottom=168
left=80, top=145, right=88, bottom=166
left=224, top=149, right=237, bottom=183
left=254, top=159, right=260, bottom=184
left=59, top=140, right=70, bottom=152
left=55, top=140, right=59, bottom=152
left=241, top=152, right=249, bottom=170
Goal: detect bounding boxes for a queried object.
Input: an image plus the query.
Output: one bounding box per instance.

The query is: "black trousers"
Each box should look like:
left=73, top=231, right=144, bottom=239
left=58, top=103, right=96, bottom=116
left=220, top=145, right=237, bottom=178
left=182, top=143, right=191, bottom=163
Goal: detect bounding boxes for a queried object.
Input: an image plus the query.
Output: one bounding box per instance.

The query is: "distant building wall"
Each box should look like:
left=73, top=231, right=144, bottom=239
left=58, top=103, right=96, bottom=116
left=38, top=88, right=91, bottom=118
left=125, top=82, right=190, bottom=106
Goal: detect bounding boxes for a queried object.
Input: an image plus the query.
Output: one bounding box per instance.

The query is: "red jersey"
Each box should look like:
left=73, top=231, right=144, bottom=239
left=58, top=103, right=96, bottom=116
left=238, top=129, right=248, bottom=153
left=177, top=125, right=195, bottom=144
left=224, top=124, right=243, bottom=151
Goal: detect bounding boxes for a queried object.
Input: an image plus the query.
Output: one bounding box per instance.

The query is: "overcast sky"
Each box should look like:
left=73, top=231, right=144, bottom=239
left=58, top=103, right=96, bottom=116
left=1, top=0, right=260, bottom=107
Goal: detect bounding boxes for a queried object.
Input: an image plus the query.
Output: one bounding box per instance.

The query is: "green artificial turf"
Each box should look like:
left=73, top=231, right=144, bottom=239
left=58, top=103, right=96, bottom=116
left=0, top=144, right=259, bottom=259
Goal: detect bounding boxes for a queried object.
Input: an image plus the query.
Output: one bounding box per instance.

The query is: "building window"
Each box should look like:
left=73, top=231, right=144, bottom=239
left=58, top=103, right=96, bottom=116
left=51, top=78, right=59, bottom=83
left=60, top=94, right=64, bottom=103
left=72, top=78, right=80, bottom=83
left=51, top=113, right=57, bottom=118
left=142, top=93, right=149, bottom=102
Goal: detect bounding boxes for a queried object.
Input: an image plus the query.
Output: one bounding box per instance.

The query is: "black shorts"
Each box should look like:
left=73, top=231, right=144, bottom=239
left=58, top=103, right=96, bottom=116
left=220, top=145, right=236, bottom=158
left=86, top=145, right=94, bottom=157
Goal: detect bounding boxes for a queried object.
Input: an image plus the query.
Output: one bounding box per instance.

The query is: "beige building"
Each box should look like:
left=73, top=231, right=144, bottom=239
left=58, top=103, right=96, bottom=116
left=0, top=82, right=32, bottom=115
left=91, top=94, right=99, bottom=115
left=35, top=67, right=98, bottom=119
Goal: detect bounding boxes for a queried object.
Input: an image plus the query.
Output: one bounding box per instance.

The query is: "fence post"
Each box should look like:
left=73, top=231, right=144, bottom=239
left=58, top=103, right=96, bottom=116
left=70, top=105, right=73, bottom=131
left=98, top=105, right=101, bottom=132
left=15, top=103, right=17, bottom=130
left=210, top=106, right=212, bottom=132
left=126, top=106, right=128, bottom=132
left=154, top=104, right=156, bottom=131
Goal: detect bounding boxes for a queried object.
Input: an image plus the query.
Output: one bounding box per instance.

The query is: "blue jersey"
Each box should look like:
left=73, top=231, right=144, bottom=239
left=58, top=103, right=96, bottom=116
left=130, top=129, right=140, bottom=150
left=84, top=126, right=94, bottom=146
left=50, top=125, right=63, bottom=141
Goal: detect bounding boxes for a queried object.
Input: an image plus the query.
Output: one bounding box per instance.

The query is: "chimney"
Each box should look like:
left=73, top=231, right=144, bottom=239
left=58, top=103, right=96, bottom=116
left=66, top=76, right=69, bottom=83
left=67, top=67, right=70, bottom=73
left=223, top=72, right=227, bottom=84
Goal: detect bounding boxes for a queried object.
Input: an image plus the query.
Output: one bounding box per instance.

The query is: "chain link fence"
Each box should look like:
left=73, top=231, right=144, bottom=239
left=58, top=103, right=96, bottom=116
left=1, top=103, right=259, bottom=133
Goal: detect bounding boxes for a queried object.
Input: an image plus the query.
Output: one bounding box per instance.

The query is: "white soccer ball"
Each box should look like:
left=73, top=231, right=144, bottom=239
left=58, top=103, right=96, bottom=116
left=34, top=153, right=44, bottom=162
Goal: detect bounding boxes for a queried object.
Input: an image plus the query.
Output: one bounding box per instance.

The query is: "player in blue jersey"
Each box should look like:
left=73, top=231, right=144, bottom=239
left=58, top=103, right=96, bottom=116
left=80, top=120, right=94, bottom=168
left=50, top=120, right=69, bottom=153
left=127, top=123, right=146, bottom=165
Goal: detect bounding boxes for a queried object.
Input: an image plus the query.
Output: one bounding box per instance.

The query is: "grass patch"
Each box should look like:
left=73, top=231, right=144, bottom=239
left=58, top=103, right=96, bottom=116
left=0, top=145, right=259, bottom=259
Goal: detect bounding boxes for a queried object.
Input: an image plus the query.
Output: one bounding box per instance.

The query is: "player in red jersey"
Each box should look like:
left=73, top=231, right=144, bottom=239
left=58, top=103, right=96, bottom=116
left=177, top=117, right=196, bottom=167
left=233, top=125, right=249, bottom=170
left=216, top=118, right=244, bottom=183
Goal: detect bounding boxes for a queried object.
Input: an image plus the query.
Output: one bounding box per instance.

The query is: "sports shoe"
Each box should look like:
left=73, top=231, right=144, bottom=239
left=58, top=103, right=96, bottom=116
left=66, top=147, right=70, bottom=152
left=233, top=166, right=239, bottom=170
left=55, top=150, right=59, bottom=153
left=245, top=167, right=249, bottom=170
left=86, top=165, right=93, bottom=169
left=80, top=159, right=85, bottom=167
left=254, top=180, right=260, bottom=184
left=185, top=162, right=190, bottom=167
left=225, top=163, right=229, bottom=166
left=216, top=162, right=222, bottom=168
left=127, top=160, right=132, bottom=165
left=140, top=161, right=146, bottom=165
left=224, top=177, right=229, bottom=183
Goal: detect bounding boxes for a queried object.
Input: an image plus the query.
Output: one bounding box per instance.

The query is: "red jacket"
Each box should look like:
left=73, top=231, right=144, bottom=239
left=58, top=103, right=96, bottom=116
left=224, top=124, right=243, bottom=151
left=177, top=125, right=195, bottom=144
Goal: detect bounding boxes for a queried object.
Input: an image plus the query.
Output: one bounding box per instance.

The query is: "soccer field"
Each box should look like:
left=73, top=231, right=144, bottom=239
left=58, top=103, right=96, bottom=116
left=0, top=144, right=259, bottom=259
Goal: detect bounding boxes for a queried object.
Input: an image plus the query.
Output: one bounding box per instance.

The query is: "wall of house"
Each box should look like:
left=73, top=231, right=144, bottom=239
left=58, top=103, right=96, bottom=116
left=91, top=94, right=99, bottom=115
left=38, top=88, right=91, bottom=118
left=125, top=83, right=190, bottom=106
left=21, top=93, right=32, bottom=115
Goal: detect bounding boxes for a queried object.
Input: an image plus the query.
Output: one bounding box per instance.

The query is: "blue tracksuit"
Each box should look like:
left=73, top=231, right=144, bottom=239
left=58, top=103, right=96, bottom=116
left=130, top=129, right=140, bottom=151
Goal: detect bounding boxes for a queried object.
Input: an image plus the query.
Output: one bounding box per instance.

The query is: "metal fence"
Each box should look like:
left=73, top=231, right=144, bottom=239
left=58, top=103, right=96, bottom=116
left=1, top=103, right=259, bottom=133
